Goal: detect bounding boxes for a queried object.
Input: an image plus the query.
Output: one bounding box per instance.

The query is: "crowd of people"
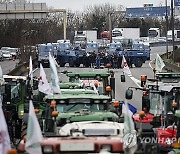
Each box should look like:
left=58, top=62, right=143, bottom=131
left=80, top=51, right=133, bottom=69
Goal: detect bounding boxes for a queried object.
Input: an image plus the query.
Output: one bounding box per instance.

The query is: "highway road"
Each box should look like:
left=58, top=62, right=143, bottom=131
left=32, top=46, right=171, bottom=110
left=0, top=59, right=19, bottom=75
left=0, top=46, right=173, bottom=110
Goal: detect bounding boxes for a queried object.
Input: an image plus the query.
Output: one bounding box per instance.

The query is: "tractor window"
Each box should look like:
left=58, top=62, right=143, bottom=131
left=11, top=83, right=21, bottom=102
left=56, top=103, right=105, bottom=112
left=149, top=93, right=162, bottom=115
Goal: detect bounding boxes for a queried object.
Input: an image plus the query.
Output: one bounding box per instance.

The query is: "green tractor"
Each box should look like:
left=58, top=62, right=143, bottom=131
left=66, top=71, right=116, bottom=98
left=41, top=93, right=123, bottom=135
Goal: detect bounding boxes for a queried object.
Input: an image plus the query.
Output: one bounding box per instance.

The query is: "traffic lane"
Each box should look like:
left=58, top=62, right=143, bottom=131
left=33, top=65, right=151, bottom=110
left=150, top=46, right=173, bottom=60
left=0, top=59, right=19, bottom=75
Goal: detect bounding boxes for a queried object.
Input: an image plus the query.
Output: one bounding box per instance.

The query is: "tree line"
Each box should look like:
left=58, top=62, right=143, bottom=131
left=0, top=3, right=180, bottom=48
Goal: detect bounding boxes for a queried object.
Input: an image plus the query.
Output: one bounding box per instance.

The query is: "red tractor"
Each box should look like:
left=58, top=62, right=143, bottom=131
left=125, top=72, right=180, bottom=153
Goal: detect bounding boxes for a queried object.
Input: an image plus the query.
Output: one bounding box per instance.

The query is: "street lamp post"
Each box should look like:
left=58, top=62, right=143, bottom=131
left=108, top=13, right=112, bottom=43
left=165, top=0, right=169, bottom=59
left=171, top=0, right=175, bottom=62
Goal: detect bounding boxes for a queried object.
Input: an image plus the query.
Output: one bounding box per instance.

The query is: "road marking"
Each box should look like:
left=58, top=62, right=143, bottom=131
left=33, top=68, right=38, bottom=73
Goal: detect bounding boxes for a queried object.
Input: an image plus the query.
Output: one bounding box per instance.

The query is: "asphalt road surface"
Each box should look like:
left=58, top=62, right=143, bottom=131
left=31, top=46, right=171, bottom=110
left=0, top=59, right=19, bottom=75
left=0, top=46, right=173, bottom=110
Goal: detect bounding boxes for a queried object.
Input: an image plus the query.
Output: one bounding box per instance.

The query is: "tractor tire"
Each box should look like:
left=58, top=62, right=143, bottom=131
left=135, top=58, right=143, bottom=67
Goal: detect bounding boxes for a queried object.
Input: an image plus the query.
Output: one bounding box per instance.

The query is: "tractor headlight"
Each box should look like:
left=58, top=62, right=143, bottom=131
left=42, top=145, right=53, bottom=153
left=101, top=144, right=112, bottom=151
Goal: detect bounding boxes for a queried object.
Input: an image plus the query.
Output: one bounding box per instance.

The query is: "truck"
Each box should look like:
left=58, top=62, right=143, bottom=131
left=74, top=30, right=97, bottom=48
left=167, top=30, right=180, bottom=41
left=38, top=43, right=55, bottom=67
left=148, top=28, right=160, bottom=38
left=112, top=28, right=140, bottom=41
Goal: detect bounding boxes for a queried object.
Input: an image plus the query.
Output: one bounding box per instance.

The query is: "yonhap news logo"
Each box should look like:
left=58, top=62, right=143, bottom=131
left=139, top=137, right=178, bottom=145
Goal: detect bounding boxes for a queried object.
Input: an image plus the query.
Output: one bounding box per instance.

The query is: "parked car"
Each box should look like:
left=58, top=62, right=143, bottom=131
left=7, top=48, right=19, bottom=59
left=2, top=50, right=12, bottom=60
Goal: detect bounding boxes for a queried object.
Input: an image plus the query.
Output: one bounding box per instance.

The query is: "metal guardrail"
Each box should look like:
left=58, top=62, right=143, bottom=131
left=150, top=41, right=180, bottom=47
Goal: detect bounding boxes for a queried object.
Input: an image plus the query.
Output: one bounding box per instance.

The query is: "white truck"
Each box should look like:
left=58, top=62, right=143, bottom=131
left=167, top=30, right=180, bottom=41
left=74, top=30, right=97, bottom=48
left=112, top=28, right=140, bottom=41
left=148, top=28, right=160, bottom=38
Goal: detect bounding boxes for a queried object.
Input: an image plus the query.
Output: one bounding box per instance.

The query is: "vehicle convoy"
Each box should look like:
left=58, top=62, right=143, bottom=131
left=125, top=72, right=180, bottom=153
left=74, top=30, right=97, bottom=48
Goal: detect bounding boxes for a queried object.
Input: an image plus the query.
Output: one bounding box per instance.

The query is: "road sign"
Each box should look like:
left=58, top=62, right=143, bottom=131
left=175, top=7, right=180, bottom=16
left=126, top=6, right=170, bottom=18
left=0, top=3, right=47, bottom=19
left=174, top=0, right=180, bottom=7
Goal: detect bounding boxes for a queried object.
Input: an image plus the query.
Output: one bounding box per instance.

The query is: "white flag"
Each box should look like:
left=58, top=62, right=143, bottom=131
left=49, top=53, right=61, bottom=94
left=29, top=56, right=33, bottom=86
left=52, top=56, right=60, bottom=68
left=0, top=100, right=11, bottom=154
left=25, top=100, right=43, bottom=154
left=38, top=64, right=53, bottom=96
left=122, top=99, right=137, bottom=154
left=155, top=54, right=165, bottom=72
left=90, top=82, right=99, bottom=94
left=122, top=55, right=132, bottom=76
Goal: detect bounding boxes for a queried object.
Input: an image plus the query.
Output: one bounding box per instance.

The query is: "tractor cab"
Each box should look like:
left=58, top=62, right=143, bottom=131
left=1, top=75, right=28, bottom=117
left=66, top=71, right=115, bottom=98
left=41, top=94, right=123, bottom=135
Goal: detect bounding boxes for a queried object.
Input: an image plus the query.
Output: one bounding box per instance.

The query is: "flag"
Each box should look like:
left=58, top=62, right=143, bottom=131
left=25, top=100, right=43, bottom=154
left=155, top=54, right=165, bottom=72
left=90, top=82, right=99, bottom=94
left=38, top=64, right=53, bottom=96
left=29, top=56, right=33, bottom=86
left=0, top=65, right=4, bottom=85
left=52, top=56, right=60, bottom=68
left=0, top=99, right=11, bottom=154
left=49, top=53, right=61, bottom=94
left=122, top=99, right=137, bottom=154
left=122, top=55, right=132, bottom=76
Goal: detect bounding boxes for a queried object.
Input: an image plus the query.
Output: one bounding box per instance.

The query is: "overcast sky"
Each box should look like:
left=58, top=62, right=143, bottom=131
left=33, top=0, right=170, bottom=12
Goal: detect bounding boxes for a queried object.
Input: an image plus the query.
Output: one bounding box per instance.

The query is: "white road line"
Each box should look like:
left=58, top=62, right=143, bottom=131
left=33, top=68, right=38, bottom=73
